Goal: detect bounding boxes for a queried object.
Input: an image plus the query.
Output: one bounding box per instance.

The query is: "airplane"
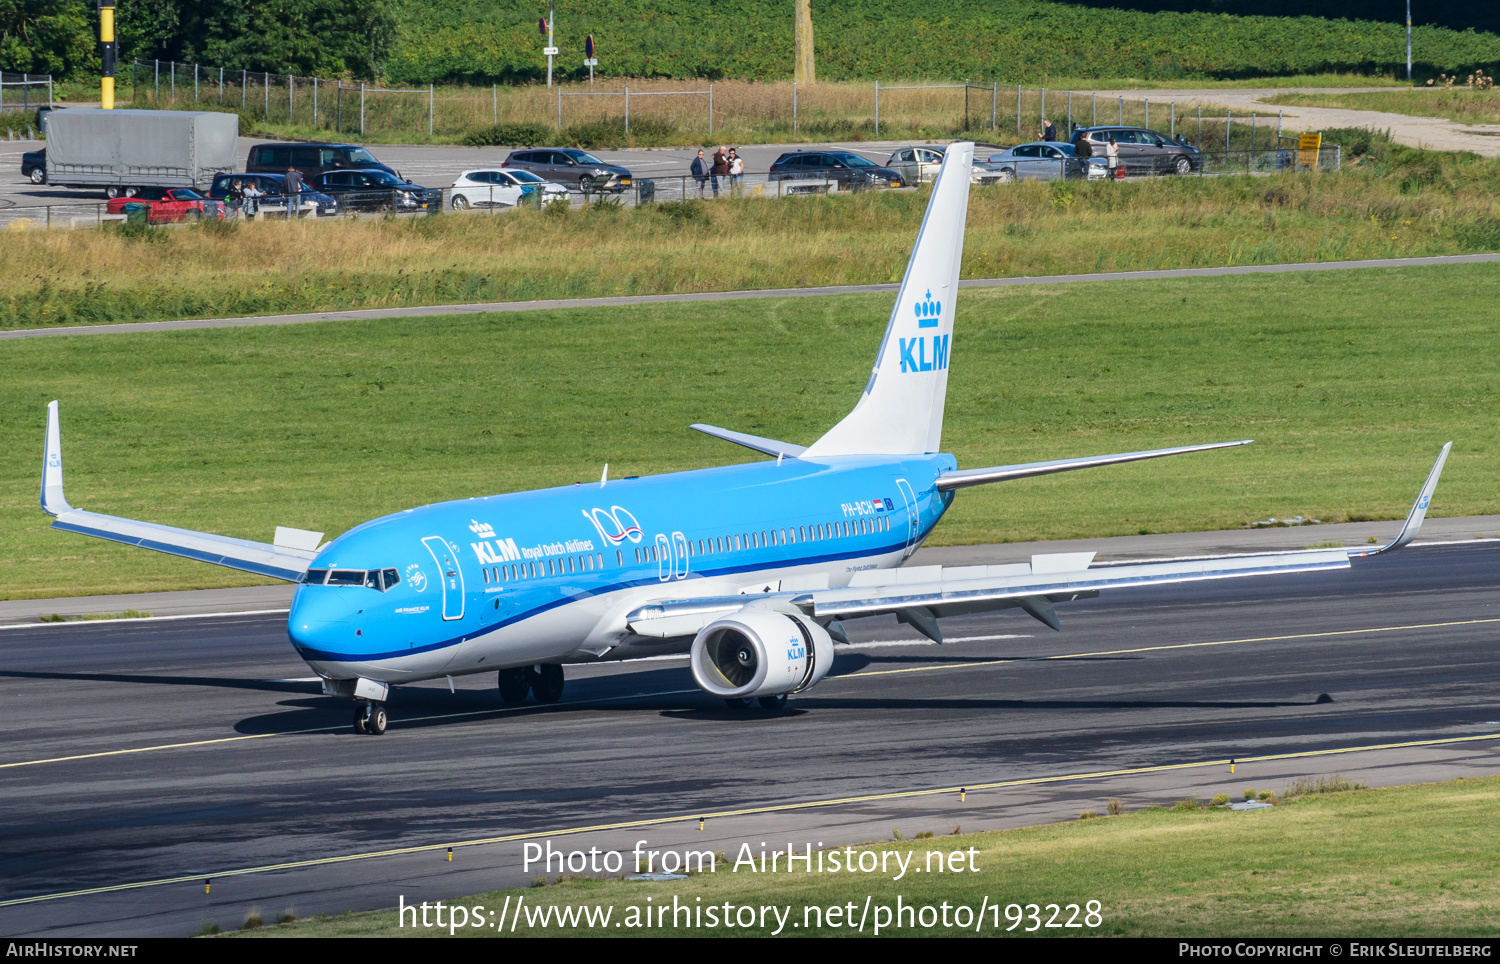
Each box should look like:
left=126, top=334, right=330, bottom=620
left=39, top=142, right=1451, bottom=736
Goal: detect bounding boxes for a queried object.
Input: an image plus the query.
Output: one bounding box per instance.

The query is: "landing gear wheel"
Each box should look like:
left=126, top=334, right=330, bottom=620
left=498, top=667, right=529, bottom=703
left=757, top=694, right=788, bottom=711
left=1173, top=155, right=1192, bottom=176
left=367, top=703, right=388, bottom=736
left=527, top=664, right=565, bottom=704
left=352, top=709, right=368, bottom=734
left=724, top=697, right=752, bottom=709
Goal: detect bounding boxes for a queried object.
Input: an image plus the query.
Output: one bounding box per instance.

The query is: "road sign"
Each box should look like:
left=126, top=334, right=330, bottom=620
left=1297, top=132, right=1322, bottom=169
left=538, top=17, right=548, bottom=35
left=584, top=58, right=598, bottom=66
left=543, top=46, right=559, bottom=55
left=586, top=34, right=595, bottom=58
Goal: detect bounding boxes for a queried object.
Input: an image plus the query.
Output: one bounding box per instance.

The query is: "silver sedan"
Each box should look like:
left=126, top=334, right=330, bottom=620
left=979, top=142, right=1101, bottom=182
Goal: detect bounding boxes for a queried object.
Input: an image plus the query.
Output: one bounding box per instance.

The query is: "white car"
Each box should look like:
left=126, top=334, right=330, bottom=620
left=450, top=169, right=570, bottom=210
left=889, top=145, right=1007, bottom=186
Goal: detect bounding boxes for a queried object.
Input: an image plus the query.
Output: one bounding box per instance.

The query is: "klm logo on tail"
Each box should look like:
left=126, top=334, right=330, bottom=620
left=899, top=334, right=949, bottom=373
left=914, top=289, right=941, bottom=329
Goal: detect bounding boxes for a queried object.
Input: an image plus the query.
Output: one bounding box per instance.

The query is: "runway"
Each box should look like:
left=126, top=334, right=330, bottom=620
left=1, top=542, right=1497, bottom=936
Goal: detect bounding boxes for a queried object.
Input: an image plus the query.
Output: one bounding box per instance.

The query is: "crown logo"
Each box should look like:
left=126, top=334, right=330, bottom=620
left=914, top=289, right=940, bottom=328
left=468, top=519, right=496, bottom=538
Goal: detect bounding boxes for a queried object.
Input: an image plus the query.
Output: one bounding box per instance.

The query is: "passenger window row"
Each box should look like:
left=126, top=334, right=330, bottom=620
left=481, top=553, right=605, bottom=585
left=626, top=515, right=895, bottom=565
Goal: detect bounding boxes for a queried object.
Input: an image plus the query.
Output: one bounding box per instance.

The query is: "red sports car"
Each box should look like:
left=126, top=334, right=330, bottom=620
left=107, top=188, right=225, bottom=223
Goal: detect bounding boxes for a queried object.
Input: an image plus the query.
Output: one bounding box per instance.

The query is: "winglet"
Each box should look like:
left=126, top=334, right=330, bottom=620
left=1351, top=442, right=1451, bottom=557
left=41, top=400, right=71, bottom=517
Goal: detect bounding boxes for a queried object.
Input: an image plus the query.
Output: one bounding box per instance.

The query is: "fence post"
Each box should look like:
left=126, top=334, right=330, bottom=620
left=1170, top=102, right=1175, bottom=137
left=1067, top=90, right=1072, bottom=134
left=874, top=80, right=879, bottom=137
left=337, top=83, right=342, bottom=132
left=1144, top=98, right=1148, bottom=130
left=1117, top=95, right=1122, bottom=124
left=1039, top=86, right=1044, bottom=134
left=1092, top=91, right=1096, bottom=126
left=1016, top=85, right=1021, bottom=136
left=1250, top=112, right=1256, bottom=153
left=219, top=67, right=222, bottom=104
left=360, top=82, right=365, bottom=135
left=48, top=75, right=53, bottom=108
left=264, top=72, right=269, bottom=120
left=170, top=61, right=174, bottom=101
left=493, top=83, right=497, bottom=125
left=625, top=86, right=629, bottom=133
left=154, top=59, right=158, bottom=100
left=991, top=81, right=996, bottom=130
left=1278, top=111, right=1282, bottom=139
left=242, top=70, right=246, bottom=110
left=556, top=84, right=561, bottom=131
left=429, top=83, right=434, bottom=136
left=194, top=63, right=198, bottom=101
left=313, top=78, right=318, bottom=126
left=1197, top=106, right=1201, bottom=147
left=1225, top=110, right=1231, bottom=152
left=708, top=83, right=713, bottom=137
left=964, top=78, right=969, bottom=131
left=289, top=74, right=293, bottom=124
left=793, top=80, right=797, bottom=135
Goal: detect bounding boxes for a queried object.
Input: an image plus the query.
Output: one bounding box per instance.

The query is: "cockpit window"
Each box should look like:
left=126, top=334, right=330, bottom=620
left=304, top=567, right=401, bottom=591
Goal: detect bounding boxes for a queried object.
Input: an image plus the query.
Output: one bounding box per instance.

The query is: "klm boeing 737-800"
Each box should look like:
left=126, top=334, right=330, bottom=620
left=39, top=143, right=1450, bottom=735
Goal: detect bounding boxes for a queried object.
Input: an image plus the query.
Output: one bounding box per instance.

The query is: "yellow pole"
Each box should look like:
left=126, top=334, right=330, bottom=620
left=99, top=1, right=116, bottom=109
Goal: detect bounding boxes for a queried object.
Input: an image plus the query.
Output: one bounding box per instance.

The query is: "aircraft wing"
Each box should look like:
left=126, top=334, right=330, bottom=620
left=628, top=444, right=1451, bottom=642
left=934, top=439, right=1252, bottom=490
left=39, top=401, right=316, bottom=582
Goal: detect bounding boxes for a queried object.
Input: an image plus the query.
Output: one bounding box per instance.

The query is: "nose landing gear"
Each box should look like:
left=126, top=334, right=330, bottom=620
left=353, top=702, right=388, bottom=735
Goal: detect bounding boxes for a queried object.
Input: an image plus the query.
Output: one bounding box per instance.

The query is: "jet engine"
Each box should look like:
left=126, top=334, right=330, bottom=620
left=689, top=611, right=834, bottom=700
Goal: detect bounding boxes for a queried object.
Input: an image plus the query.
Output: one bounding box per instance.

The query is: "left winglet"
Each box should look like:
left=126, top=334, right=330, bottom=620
left=41, top=400, right=71, bottom=516
left=1350, top=442, right=1451, bottom=557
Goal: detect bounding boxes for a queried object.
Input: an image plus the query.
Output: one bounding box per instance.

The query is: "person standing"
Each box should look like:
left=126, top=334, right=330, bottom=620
left=1041, top=118, right=1057, bottom=142
left=283, top=166, right=305, bottom=218
left=690, top=149, right=709, bottom=198
left=727, top=147, right=744, bottom=196
left=710, top=145, right=727, bottom=198
left=1105, top=135, right=1119, bottom=177
left=241, top=179, right=263, bottom=218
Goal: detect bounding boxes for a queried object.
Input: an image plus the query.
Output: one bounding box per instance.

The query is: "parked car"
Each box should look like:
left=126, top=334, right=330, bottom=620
left=450, top=168, right=570, bottom=210
left=768, top=150, right=905, bottom=193
left=501, top=149, right=633, bottom=193
left=107, top=187, right=224, bottom=223
left=888, top=144, right=1030, bottom=186
left=21, top=149, right=45, bottom=184
left=981, top=142, right=1096, bottom=182
left=1069, top=126, right=1203, bottom=176
left=886, top=146, right=946, bottom=184
left=246, top=142, right=399, bottom=179
left=308, top=169, right=441, bottom=212
left=207, top=173, right=339, bottom=217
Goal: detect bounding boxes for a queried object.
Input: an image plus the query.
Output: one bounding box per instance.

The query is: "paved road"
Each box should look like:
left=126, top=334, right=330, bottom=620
left=2, top=542, right=1496, bottom=935
left=4, top=252, right=1497, bottom=340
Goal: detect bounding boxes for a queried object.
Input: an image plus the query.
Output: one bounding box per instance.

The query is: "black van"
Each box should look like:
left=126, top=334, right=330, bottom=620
left=245, top=143, right=398, bottom=178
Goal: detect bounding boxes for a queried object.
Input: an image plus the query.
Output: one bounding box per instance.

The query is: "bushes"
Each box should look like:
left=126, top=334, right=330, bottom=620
left=462, top=122, right=552, bottom=147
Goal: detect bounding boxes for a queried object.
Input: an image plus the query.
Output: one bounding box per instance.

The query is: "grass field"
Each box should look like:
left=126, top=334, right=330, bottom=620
left=3, top=261, right=1498, bottom=600
left=227, top=777, right=1500, bottom=936
left=4, top=131, right=1500, bottom=329
left=1266, top=88, right=1500, bottom=124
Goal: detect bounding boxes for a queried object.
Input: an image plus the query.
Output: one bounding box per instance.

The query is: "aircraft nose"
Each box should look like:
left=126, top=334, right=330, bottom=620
left=288, top=587, right=362, bottom=658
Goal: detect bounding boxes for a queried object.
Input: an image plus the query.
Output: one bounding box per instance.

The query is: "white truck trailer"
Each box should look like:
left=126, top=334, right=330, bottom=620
left=44, top=108, right=238, bottom=197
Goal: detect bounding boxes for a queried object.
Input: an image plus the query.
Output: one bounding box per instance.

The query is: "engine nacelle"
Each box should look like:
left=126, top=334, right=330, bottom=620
left=690, top=611, right=834, bottom=700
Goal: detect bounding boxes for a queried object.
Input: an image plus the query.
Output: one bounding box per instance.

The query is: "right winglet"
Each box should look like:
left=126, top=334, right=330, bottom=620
left=41, top=400, right=71, bottom=516
left=1350, top=442, right=1451, bottom=557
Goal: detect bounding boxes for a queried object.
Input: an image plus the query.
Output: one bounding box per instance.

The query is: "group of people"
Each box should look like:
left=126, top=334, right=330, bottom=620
left=221, top=166, right=306, bottom=218
left=689, top=146, right=744, bottom=198
left=1044, top=118, right=1121, bottom=173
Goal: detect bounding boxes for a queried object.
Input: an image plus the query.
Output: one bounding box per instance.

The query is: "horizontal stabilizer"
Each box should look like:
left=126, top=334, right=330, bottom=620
left=690, top=424, right=806, bottom=459
left=935, top=439, right=1252, bottom=491
left=41, top=401, right=315, bottom=583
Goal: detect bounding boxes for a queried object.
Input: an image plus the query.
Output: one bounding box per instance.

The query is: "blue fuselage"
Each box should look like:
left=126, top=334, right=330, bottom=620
left=289, top=453, right=957, bottom=683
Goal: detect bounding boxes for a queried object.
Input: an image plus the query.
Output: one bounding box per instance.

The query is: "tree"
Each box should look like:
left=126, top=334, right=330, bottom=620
left=0, top=0, right=93, bottom=75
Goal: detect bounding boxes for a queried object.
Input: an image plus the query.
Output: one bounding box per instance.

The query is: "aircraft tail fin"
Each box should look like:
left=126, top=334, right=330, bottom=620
left=803, top=142, right=974, bottom=458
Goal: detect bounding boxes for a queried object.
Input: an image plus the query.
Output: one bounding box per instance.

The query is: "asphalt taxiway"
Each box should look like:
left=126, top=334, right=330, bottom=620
left=1, top=542, right=1497, bottom=935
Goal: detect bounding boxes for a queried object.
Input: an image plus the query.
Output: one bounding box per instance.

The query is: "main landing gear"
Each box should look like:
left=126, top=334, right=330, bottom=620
left=353, top=702, right=388, bottom=736
left=498, top=664, right=565, bottom=705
